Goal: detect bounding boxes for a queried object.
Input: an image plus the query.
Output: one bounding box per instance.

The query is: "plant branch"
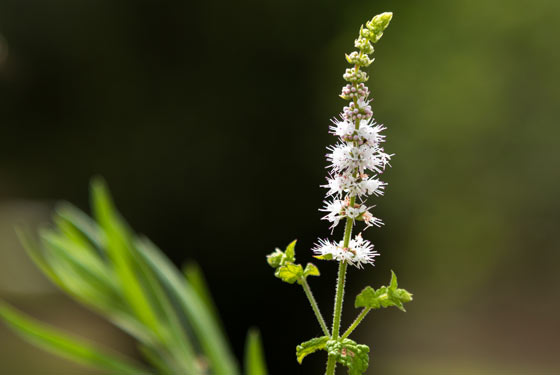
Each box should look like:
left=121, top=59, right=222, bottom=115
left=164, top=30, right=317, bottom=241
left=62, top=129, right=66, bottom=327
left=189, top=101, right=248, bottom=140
left=300, top=277, right=330, bottom=337
left=341, top=307, right=371, bottom=340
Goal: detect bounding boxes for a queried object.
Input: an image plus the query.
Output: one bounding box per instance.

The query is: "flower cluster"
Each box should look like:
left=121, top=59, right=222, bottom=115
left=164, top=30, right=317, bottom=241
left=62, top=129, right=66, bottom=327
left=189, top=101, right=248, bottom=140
left=313, top=13, right=393, bottom=268
left=313, top=234, right=379, bottom=269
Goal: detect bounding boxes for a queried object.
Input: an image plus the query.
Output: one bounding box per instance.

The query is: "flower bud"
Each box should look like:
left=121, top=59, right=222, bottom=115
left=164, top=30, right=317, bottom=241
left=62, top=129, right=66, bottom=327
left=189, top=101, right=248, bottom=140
left=345, top=51, right=373, bottom=67
left=354, top=38, right=374, bottom=55
left=366, top=12, right=393, bottom=43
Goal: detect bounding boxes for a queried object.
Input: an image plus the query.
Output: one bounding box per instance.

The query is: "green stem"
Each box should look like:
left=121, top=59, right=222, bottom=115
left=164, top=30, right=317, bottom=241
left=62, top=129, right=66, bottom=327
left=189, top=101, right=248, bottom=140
left=300, top=278, right=330, bottom=337
left=326, top=51, right=363, bottom=375
left=326, top=211, right=355, bottom=375
left=341, top=307, right=371, bottom=339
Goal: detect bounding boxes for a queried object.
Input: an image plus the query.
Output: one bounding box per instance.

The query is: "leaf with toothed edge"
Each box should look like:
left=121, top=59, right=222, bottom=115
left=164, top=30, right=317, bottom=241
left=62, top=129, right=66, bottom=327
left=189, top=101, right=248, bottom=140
left=355, top=271, right=412, bottom=312
left=296, top=336, right=329, bottom=364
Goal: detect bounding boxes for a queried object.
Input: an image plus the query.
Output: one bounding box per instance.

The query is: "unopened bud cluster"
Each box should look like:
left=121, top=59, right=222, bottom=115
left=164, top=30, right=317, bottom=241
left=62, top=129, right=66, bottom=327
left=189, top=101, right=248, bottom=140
left=313, top=12, right=393, bottom=268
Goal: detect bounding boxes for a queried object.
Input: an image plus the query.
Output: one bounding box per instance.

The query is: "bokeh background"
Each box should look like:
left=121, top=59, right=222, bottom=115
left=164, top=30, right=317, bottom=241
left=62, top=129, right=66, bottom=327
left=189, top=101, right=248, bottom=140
left=1, top=0, right=559, bottom=374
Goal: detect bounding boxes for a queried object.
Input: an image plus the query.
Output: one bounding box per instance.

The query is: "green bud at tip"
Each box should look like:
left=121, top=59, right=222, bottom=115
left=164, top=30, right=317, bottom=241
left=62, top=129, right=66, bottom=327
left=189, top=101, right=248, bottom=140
left=366, top=12, right=393, bottom=43
left=368, top=12, right=393, bottom=31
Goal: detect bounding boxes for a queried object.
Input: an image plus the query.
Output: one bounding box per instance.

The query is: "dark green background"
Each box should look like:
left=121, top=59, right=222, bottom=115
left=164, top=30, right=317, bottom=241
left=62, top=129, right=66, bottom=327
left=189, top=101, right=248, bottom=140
left=1, top=0, right=559, bottom=373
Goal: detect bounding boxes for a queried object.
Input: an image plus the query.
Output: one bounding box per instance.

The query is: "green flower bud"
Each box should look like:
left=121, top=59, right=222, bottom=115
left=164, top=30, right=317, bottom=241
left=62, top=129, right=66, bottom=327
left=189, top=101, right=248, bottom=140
left=345, top=51, right=373, bottom=67
left=342, top=68, right=369, bottom=83
left=359, top=25, right=375, bottom=40
left=266, top=249, right=285, bottom=268
left=365, top=12, right=393, bottom=43
left=354, top=37, right=374, bottom=55
left=395, top=289, right=413, bottom=303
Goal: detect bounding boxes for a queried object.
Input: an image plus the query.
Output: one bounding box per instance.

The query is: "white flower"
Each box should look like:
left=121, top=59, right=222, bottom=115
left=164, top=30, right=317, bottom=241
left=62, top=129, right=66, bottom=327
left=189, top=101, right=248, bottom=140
left=330, top=119, right=355, bottom=138
left=319, top=199, right=345, bottom=228
left=323, top=172, right=357, bottom=197
left=312, top=234, right=379, bottom=268
left=346, top=204, right=367, bottom=219
left=323, top=172, right=386, bottom=199
left=358, top=122, right=386, bottom=146
left=363, top=177, right=386, bottom=196
left=362, top=210, right=384, bottom=228
left=327, top=144, right=376, bottom=173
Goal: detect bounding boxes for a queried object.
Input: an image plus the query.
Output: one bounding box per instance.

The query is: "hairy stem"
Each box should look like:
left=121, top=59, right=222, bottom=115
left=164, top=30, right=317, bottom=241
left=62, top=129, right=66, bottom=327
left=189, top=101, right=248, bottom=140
left=300, top=278, right=330, bottom=337
left=341, top=307, right=371, bottom=339
left=326, top=210, right=355, bottom=375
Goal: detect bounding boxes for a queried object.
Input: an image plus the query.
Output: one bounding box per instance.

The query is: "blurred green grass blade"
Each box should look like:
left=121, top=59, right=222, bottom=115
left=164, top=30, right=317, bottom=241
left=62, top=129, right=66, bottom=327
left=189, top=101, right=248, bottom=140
left=90, top=179, right=202, bottom=372
left=136, top=237, right=240, bottom=375
left=0, top=301, right=153, bottom=375
left=244, top=328, right=268, bottom=375
left=183, top=261, right=225, bottom=333
left=53, top=211, right=105, bottom=260
left=42, top=245, right=124, bottom=313
left=56, top=202, right=105, bottom=249
left=17, top=227, right=160, bottom=349
left=130, top=254, right=201, bottom=374
left=15, top=227, right=66, bottom=288
left=51, top=205, right=168, bottom=348
left=138, top=345, right=177, bottom=375
left=40, top=230, right=117, bottom=293
left=90, top=178, right=162, bottom=338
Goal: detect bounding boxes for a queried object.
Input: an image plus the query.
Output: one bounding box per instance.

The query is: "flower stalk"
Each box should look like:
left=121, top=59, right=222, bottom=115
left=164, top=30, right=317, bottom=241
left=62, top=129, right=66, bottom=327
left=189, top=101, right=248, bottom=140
left=267, top=12, right=413, bottom=375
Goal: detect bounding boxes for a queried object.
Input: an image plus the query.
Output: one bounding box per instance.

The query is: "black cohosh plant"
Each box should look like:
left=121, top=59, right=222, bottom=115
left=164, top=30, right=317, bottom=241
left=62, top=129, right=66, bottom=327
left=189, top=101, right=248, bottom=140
left=267, top=12, right=412, bottom=375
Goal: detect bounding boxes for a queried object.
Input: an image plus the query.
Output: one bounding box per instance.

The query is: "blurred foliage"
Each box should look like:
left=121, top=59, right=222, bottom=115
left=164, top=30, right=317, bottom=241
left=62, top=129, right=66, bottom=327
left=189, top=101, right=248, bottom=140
left=0, top=179, right=267, bottom=374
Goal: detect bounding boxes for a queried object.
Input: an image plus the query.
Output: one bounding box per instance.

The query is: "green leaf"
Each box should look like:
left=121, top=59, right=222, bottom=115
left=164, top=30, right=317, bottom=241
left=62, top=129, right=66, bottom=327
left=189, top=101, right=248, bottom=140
left=184, top=261, right=224, bottom=333
left=284, top=240, right=297, bottom=262
left=355, top=286, right=385, bottom=309
left=18, top=227, right=161, bottom=351
left=266, top=240, right=297, bottom=270
left=390, top=270, right=398, bottom=290
left=55, top=202, right=105, bottom=250
left=136, top=237, right=240, bottom=375
left=354, top=271, right=413, bottom=312
left=326, top=338, right=369, bottom=375
left=313, top=253, right=333, bottom=261
left=244, top=328, right=268, bottom=375
left=90, top=178, right=163, bottom=336
left=15, top=180, right=240, bottom=375
left=15, top=228, right=66, bottom=289
left=304, top=263, right=320, bottom=278
left=39, top=229, right=117, bottom=294
left=266, top=249, right=284, bottom=268
left=296, top=336, right=329, bottom=364
left=274, top=263, right=304, bottom=284
left=0, top=301, right=152, bottom=375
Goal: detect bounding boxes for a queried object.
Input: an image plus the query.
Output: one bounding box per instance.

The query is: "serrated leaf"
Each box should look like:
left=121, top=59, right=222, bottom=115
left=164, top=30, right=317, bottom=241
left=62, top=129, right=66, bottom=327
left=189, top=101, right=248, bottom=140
left=303, top=263, right=320, bottom=278
left=296, top=336, right=329, bottom=364
left=284, top=240, right=297, bottom=262
left=326, top=338, right=369, bottom=375
left=355, top=271, right=413, bottom=312
left=355, top=286, right=384, bottom=309
left=274, top=263, right=303, bottom=284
